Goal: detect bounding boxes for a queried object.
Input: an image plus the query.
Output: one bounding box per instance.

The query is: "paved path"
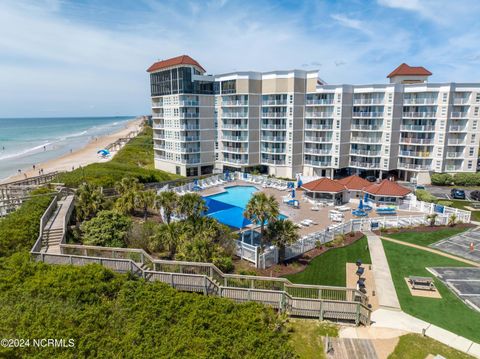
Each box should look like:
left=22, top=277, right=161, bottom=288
left=365, top=231, right=401, bottom=310
left=381, top=236, right=480, bottom=267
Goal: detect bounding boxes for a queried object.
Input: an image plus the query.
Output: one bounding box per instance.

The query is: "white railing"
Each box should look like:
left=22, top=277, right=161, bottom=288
left=352, top=112, right=384, bottom=118
left=306, top=99, right=334, bottom=105
left=351, top=124, right=383, bottom=131
left=305, top=112, right=334, bottom=118
left=262, top=112, right=287, bottom=118
left=403, top=112, right=437, bottom=118
left=353, top=98, right=384, bottom=105
left=400, top=125, right=435, bottom=131
left=403, top=98, right=437, bottom=105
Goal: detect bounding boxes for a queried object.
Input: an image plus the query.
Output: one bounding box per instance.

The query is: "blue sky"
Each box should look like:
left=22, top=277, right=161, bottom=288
left=1, top=0, right=480, bottom=117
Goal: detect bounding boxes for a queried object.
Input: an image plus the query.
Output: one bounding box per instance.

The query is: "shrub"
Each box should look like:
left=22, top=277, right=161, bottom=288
left=81, top=210, right=132, bottom=247
left=431, top=173, right=453, bottom=186
left=127, top=220, right=160, bottom=252
left=213, top=256, right=234, bottom=273
left=453, top=172, right=480, bottom=186
left=315, top=240, right=323, bottom=249
left=239, top=269, right=258, bottom=276
left=437, top=200, right=453, bottom=207
left=415, top=189, right=438, bottom=204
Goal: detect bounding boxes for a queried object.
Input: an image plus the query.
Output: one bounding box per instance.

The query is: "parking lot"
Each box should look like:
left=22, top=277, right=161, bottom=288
left=430, top=229, right=480, bottom=263
left=428, top=267, right=480, bottom=312
left=422, top=185, right=480, bottom=201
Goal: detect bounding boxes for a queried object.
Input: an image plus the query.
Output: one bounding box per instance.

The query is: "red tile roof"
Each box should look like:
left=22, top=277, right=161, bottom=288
left=147, top=55, right=206, bottom=73
left=387, top=63, right=432, bottom=78
left=302, top=178, right=346, bottom=193
left=363, top=179, right=411, bottom=197
left=337, top=175, right=371, bottom=191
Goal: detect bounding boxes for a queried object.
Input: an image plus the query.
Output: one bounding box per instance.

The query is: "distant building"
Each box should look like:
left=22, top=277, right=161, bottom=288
left=147, top=56, right=480, bottom=183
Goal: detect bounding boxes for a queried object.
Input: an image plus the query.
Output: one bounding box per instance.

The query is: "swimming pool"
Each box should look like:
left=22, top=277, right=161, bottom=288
left=203, top=185, right=286, bottom=229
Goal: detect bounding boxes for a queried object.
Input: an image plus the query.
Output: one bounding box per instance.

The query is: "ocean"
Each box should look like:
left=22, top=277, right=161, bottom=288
left=0, top=116, right=135, bottom=181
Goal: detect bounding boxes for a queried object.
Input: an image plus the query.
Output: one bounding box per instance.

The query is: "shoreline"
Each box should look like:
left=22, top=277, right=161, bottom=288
left=0, top=118, right=144, bottom=184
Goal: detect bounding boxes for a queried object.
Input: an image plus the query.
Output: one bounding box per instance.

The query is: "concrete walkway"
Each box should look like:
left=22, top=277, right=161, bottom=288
left=365, top=231, right=401, bottom=310
left=381, top=236, right=480, bottom=267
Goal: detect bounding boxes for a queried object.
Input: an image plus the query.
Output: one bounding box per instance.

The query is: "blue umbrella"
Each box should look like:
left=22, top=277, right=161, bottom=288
left=243, top=172, right=248, bottom=179
left=358, top=199, right=364, bottom=210
left=291, top=189, right=296, bottom=198
left=194, top=178, right=198, bottom=186
left=97, top=149, right=110, bottom=156
left=364, top=193, right=370, bottom=203
left=225, top=169, right=230, bottom=181
left=297, top=178, right=303, bottom=188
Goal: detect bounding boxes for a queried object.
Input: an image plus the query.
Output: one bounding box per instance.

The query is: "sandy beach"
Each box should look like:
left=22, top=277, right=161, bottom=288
left=1, top=118, right=144, bottom=184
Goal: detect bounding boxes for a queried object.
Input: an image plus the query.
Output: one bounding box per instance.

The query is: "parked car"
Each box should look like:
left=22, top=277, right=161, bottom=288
left=450, top=188, right=466, bottom=200
left=365, top=176, right=377, bottom=182
left=470, top=190, right=480, bottom=201
left=415, top=185, right=426, bottom=191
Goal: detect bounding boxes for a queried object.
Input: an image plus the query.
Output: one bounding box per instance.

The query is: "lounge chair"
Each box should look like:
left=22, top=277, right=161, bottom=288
left=311, top=204, right=320, bottom=211
left=300, top=220, right=311, bottom=226
left=304, top=219, right=318, bottom=225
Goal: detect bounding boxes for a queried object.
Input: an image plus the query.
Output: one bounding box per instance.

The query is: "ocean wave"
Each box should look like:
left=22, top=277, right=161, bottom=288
left=59, top=130, right=88, bottom=141
left=0, top=142, right=52, bottom=161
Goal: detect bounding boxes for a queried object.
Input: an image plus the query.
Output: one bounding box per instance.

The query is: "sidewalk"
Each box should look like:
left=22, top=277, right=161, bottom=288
left=365, top=231, right=401, bottom=310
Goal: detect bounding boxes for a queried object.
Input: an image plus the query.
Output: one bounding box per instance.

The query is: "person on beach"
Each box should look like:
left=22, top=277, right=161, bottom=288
left=43, top=146, right=46, bottom=151
left=33, top=164, right=36, bottom=171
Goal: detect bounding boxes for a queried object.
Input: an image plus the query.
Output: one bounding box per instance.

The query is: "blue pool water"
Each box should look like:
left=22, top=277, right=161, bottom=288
left=203, top=185, right=286, bottom=229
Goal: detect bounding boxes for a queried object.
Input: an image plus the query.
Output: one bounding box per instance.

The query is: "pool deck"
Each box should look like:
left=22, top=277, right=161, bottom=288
left=200, top=180, right=424, bottom=236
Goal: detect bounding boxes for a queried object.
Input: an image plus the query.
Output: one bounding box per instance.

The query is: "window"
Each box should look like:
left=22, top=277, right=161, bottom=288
left=468, top=161, right=473, bottom=169
left=469, top=147, right=474, bottom=156
left=176, top=166, right=181, bottom=175
left=476, top=93, right=480, bottom=103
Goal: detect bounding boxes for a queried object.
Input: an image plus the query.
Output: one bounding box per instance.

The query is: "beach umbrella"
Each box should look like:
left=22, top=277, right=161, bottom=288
left=358, top=199, right=364, bottom=210
left=364, top=193, right=370, bottom=203
left=194, top=179, right=198, bottom=186
left=291, top=189, right=296, bottom=198
left=97, top=149, right=110, bottom=156
left=243, top=172, right=248, bottom=179
left=225, top=169, right=230, bottom=181
left=297, top=177, right=303, bottom=188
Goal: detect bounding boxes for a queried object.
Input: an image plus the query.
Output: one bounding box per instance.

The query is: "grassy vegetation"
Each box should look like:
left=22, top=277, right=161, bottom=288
left=287, top=319, right=339, bottom=359
left=388, top=333, right=474, bottom=359
left=285, top=236, right=371, bottom=286
left=384, top=226, right=468, bottom=247
left=382, top=239, right=480, bottom=342
left=447, top=200, right=480, bottom=221
left=56, top=127, right=180, bottom=188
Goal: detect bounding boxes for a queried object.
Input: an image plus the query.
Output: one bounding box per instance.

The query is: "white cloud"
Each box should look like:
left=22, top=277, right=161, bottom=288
left=330, top=14, right=373, bottom=36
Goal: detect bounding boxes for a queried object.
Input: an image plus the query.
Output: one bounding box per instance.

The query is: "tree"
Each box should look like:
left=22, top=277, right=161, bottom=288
left=75, top=182, right=105, bottom=222
left=178, top=193, right=207, bottom=221
left=114, top=177, right=144, bottom=215
left=135, top=189, right=157, bottom=220
left=448, top=213, right=457, bottom=227
left=244, top=192, right=280, bottom=251
left=264, top=219, right=299, bottom=264
left=150, top=221, right=185, bottom=258
left=156, top=191, right=179, bottom=224
left=426, top=213, right=438, bottom=227
left=81, top=210, right=132, bottom=247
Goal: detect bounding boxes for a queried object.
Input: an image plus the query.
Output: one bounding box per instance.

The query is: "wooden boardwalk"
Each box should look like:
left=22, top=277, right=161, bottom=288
left=324, top=337, right=378, bottom=359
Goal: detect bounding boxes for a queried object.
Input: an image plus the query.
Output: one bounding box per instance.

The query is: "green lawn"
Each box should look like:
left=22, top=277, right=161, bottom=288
left=388, top=333, right=474, bottom=359
left=57, top=126, right=181, bottom=188
left=382, top=239, right=480, bottom=343
left=384, top=226, right=468, bottom=247
left=287, top=320, right=339, bottom=359
left=285, top=237, right=371, bottom=286
left=448, top=200, right=480, bottom=221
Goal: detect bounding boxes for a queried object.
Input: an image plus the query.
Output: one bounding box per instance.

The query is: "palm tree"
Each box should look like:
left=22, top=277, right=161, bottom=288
left=114, top=177, right=144, bottom=215
left=244, top=192, right=279, bottom=251
left=178, top=193, right=207, bottom=221
left=448, top=213, right=457, bottom=227
left=265, top=219, right=299, bottom=264
left=75, top=183, right=105, bottom=222
left=135, top=189, right=157, bottom=220
left=426, top=213, right=438, bottom=227
left=150, top=221, right=184, bottom=258
left=156, top=191, right=179, bottom=224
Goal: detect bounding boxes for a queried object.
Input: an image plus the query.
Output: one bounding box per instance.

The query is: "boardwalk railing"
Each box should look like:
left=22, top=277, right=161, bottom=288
left=31, top=193, right=60, bottom=253
left=0, top=171, right=60, bottom=189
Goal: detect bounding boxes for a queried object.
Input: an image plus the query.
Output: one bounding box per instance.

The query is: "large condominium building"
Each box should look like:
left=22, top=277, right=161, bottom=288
left=148, top=56, right=480, bottom=183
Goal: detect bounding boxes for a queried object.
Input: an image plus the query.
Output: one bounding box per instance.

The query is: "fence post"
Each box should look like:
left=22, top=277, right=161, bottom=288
left=355, top=303, right=360, bottom=326
left=204, top=277, right=208, bottom=295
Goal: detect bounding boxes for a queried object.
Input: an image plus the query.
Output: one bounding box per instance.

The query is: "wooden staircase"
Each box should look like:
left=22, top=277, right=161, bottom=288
left=41, top=195, right=74, bottom=254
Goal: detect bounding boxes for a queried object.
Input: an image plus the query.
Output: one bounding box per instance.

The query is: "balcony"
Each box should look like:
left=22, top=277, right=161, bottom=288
left=350, top=161, right=380, bottom=169
left=351, top=137, right=382, bottom=144
left=448, top=125, right=467, bottom=132
left=351, top=124, right=383, bottom=131
left=179, top=136, right=200, bottom=142
left=261, top=147, right=286, bottom=154
left=223, top=157, right=249, bottom=165
left=397, top=163, right=431, bottom=171
left=262, top=136, right=286, bottom=142
left=453, top=98, right=470, bottom=105
left=352, top=112, right=384, bottom=118
left=304, top=124, right=333, bottom=130
left=179, top=112, right=199, bottom=119
left=446, top=152, right=464, bottom=158
left=153, top=134, right=165, bottom=140
left=305, top=111, right=334, bottom=118
left=403, top=98, right=437, bottom=105
left=261, top=123, right=287, bottom=130
left=179, top=100, right=199, bottom=107
left=353, top=98, right=384, bottom=105
left=262, top=99, right=287, bottom=106
left=222, top=135, right=248, bottom=141
left=451, top=112, right=469, bottom=118
left=304, top=159, right=331, bottom=167
left=152, top=102, right=163, bottom=108
left=179, top=146, right=201, bottom=153
left=306, top=99, right=334, bottom=105
left=447, top=139, right=466, bottom=145
left=152, top=112, right=164, bottom=119
left=262, top=112, right=287, bottom=118
left=222, top=100, right=248, bottom=106
left=153, top=144, right=165, bottom=150
left=399, top=138, right=434, bottom=145
left=399, top=150, right=432, bottom=158
left=222, top=112, right=248, bottom=118
left=304, top=148, right=331, bottom=155
left=445, top=165, right=463, bottom=171
left=304, top=136, right=332, bottom=143
left=261, top=158, right=286, bottom=165
left=403, top=112, right=436, bottom=118
left=400, top=125, right=435, bottom=131
left=223, top=147, right=249, bottom=153
left=152, top=122, right=165, bottom=130
left=179, top=157, right=200, bottom=164
left=222, top=123, right=248, bottom=129
left=179, top=124, right=199, bottom=130
left=350, top=149, right=381, bottom=156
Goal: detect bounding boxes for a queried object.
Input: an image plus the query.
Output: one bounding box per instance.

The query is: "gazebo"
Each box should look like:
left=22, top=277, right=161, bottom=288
left=301, top=178, right=347, bottom=205
left=363, top=179, right=411, bottom=205
left=337, top=175, right=371, bottom=200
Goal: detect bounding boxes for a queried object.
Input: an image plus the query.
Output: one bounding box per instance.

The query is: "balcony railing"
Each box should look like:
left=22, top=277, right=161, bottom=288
left=399, top=138, right=434, bottom=145
left=447, top=139, right=466, bottom=145
left=352, top=112, right=384, bottom=118
left=399, top=150, right=431, bottom=158
left=304, top=136, right=333, bottom=143
left=222, top=135, right=248, bottom=141
left=222, top=112, right=248, bottom=118
left=446, top=152, right=464, bottom=158
left=152, top=122, right=165, bottom=129
left=153, top=135, right=165, bottom=140
left=222, top=123, right=248, bottom=129
left=222, top=100, right=248, bottom=106
left=179, top=113, right=199, bottom=119
left=179, top=136, right=200, bottom=142
left=453, top=98, right=469, bottom=105
left=304, top=124, right=333, bottom=130
left=353, top=98, right=384, bottom=105
left=351, top=137, right=382, bottom=144
left=223, top=158, right=249, bottom=164
left=451, top=112, right=469, bottom=118
left=262, top=100, right=287, bottom=106
left=403, top=112, right=436, bottom=118
left=223, top=147, right=249, bottom=153
left=350, top=149, right=381, bottom=156
left=445, top=165, right=463, bottom=171
left=349, top=161, right=380, bottom=169
left=152, top=101, right=163, bottom=107
left=179, top=147, right=201, bottom=153
left=179, top=124, right=199, bottom=130
left=306, top=99, right=334, bottom=105
left=262, top=112, right=287, bottom=118
left=351, top=124, right=383, bottom=131
left=153, top=144, right=165, bottom=150
left=397, top=163, right=431, bottom=171
left=400, top=125, right=435, bottom=131
left=261, top=123, right=287, bottom=130
left=304, top=148, right=332, bottom=155
left=304, top=159, right=331, bottom=167
left=261, top=158, right=286, bottom=165
left=179, top=100, right=199, bottom=107
left=261, top=147, right=286, bottom=154
left=403, top=98, right=437, bottom=105
left=152, top=113, right=164, bottom=119
left=262, top=136, right=286, bottom=142
left=305, top=112, right=334, bottom=118
left=448, top=125, right=467, bottom=132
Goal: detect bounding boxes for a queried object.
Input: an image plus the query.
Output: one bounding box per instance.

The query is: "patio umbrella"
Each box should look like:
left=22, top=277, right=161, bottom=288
left=192, top=178, right=201, bottom=191
left=243, top=172, right=248, bottom=179
left=364, top=193, right=369, bottom=203
left=358, top=199, right=364, bottom=210
left=97, top=149, right=110, bottom=156
left=297, top=177, right=303, bottom=188
left=291, top=189, right=296, bottom=198
left=225, top=169, right=230, bottom=181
